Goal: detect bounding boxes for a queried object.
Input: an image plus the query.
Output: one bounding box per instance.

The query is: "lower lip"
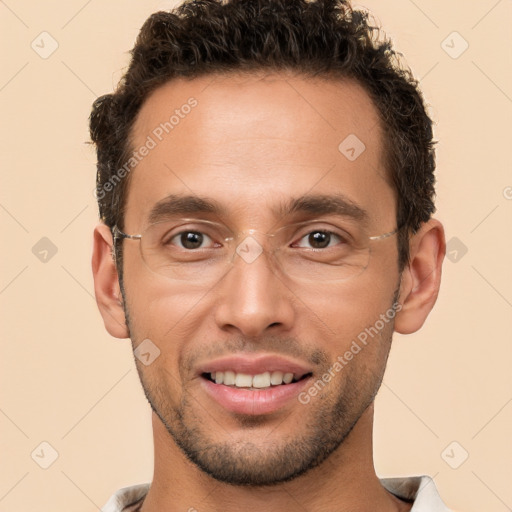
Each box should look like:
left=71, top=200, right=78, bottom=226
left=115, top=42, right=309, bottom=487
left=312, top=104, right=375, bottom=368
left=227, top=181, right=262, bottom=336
left=200, top=376, right=311, bottom=415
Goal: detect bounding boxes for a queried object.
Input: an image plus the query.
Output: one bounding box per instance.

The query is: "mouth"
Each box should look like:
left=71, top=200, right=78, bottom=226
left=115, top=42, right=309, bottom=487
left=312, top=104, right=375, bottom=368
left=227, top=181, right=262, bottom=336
left=197, top=356, right=314, bottom=415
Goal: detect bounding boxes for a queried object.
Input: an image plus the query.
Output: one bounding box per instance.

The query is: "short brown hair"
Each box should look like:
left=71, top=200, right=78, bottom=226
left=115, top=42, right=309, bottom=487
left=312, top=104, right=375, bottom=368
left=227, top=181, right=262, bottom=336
left=89, top=0, right=437, bottom=272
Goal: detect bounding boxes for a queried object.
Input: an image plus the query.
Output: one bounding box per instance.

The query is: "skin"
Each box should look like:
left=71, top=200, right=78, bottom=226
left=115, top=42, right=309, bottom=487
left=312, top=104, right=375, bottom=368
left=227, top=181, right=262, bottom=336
left=92, top=71, right=445, bottom=512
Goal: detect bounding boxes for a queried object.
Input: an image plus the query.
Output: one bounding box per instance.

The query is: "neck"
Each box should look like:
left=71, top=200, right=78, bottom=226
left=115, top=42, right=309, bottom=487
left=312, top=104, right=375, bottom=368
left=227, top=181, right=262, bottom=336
left=140, top=405, right=411, bottom=512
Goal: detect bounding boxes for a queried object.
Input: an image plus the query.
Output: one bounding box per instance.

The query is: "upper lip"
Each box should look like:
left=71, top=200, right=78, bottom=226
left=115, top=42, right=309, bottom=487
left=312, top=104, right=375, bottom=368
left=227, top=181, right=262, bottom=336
left=198, top=354, right=312, bottom=379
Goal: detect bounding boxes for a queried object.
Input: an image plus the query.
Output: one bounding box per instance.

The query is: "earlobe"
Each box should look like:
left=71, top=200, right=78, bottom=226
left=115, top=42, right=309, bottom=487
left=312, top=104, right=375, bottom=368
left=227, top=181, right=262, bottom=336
left=92, top=223, right=130, bottom=339
left=394, top=218, right=446, bottom=335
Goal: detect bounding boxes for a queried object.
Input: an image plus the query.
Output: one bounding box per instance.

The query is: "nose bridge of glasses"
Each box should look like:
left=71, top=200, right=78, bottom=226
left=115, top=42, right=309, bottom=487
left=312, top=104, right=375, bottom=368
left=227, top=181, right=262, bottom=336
left=227, top=228, right=279, bottom=266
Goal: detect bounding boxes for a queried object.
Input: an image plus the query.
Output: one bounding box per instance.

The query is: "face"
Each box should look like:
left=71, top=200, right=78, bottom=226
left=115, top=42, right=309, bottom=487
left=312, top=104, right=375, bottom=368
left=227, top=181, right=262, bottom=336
left=119, top=72, right=401, bottom=486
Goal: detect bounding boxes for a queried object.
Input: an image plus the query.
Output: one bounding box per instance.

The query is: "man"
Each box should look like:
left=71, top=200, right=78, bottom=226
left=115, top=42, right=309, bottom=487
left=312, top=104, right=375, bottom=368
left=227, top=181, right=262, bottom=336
left=90, top=0, right=448, bottom=510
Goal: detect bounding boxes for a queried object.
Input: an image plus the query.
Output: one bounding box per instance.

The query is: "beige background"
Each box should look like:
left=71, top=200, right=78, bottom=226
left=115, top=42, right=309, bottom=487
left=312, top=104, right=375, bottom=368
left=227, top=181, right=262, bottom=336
left=1, top=0, right=511, bottom=510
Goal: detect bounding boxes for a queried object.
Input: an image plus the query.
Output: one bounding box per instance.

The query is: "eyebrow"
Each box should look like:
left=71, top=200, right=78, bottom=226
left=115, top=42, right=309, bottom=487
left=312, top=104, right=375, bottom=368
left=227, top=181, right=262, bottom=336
left=147, top=193, right=370, bottom=226
left=148, top=194, right=224, bottom=224
left=277, top=194, right=370, bottom=226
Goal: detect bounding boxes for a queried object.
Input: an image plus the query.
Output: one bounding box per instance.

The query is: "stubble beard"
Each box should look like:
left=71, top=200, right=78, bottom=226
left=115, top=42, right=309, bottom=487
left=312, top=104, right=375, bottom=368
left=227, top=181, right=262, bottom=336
left=130, top=332, right=394, bottom=487
left=121, top=274, right=399, bottom=487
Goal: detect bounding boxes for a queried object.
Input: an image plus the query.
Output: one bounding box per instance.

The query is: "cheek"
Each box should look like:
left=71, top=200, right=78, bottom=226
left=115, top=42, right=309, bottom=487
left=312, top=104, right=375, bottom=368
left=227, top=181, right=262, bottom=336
left=294, top=279, right=394, bottom=331
left=122, top=248, right=213, bottom=350
left=289, top=268, right=398, bottom=365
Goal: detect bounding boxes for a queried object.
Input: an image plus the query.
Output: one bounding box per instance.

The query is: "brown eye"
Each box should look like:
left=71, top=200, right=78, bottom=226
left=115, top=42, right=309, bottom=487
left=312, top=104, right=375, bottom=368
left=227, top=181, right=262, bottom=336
left=296, top=230, right=343, bottom=249
left=308, top=231, right=331, bottom=249
left=172, top=231, right=211, bottom=249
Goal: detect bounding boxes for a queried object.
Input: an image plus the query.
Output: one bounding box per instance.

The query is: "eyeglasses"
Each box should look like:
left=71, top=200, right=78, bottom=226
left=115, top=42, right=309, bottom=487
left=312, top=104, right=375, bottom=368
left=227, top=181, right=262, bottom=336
left=112, top=217, right=399, bottom=284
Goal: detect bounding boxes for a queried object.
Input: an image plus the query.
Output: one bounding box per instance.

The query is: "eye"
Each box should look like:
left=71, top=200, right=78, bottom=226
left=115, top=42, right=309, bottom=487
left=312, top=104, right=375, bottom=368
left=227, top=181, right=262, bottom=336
left=294, top=230, right=345, bottom=249
left=170, top=230, right=215, bottom=250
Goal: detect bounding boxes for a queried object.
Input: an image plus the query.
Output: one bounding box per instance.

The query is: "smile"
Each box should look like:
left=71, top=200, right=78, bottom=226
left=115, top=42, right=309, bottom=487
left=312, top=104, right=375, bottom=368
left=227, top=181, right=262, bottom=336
left=197, top=354, right=314, bottom=414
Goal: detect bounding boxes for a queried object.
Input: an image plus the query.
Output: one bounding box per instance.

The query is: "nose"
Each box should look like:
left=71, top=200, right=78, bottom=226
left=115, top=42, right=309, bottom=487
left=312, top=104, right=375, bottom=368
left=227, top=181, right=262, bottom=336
left=213, top=240, right=296, bottom=338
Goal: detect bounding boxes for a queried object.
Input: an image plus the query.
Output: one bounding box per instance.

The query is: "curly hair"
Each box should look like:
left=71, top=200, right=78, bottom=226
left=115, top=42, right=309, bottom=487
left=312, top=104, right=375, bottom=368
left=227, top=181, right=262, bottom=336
left=89, top=0, right=437, bottom=273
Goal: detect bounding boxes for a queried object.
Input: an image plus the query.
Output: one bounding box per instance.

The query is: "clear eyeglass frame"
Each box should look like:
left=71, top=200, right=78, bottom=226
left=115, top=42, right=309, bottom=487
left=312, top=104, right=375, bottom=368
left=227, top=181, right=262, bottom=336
left=111, top=217, right=401, bottom=284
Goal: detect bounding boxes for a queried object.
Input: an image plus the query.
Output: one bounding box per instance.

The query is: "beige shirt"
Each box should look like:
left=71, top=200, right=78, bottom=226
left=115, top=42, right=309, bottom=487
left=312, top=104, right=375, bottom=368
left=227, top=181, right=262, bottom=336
left=101, top=475, right=452, bottom=511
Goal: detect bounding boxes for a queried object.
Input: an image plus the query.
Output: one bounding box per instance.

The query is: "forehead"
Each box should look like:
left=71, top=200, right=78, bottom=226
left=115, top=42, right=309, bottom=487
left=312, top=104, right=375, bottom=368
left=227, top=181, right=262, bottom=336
left=125, top=71, right=395, bottom=229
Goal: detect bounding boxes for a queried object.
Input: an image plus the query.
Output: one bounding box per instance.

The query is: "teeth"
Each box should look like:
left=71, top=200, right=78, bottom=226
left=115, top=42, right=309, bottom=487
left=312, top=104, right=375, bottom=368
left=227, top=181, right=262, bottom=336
left=252, top=372, right=271, bottom=388
left=209, top=370, right=298, bottom=388
left=283, top=372, right=294, bottom=384
left=270, top=371, right=284, bottom=385
left=223, top=370, right=236, bottom=385
left=235, top=373, right=253, bottom=387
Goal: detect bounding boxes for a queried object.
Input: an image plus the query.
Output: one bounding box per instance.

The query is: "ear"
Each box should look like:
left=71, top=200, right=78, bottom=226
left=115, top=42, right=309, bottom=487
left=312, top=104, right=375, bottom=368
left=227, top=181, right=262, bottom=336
left=92, top=223, right=130, bottom=338
left=394, top=218, right=446, bottom=334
